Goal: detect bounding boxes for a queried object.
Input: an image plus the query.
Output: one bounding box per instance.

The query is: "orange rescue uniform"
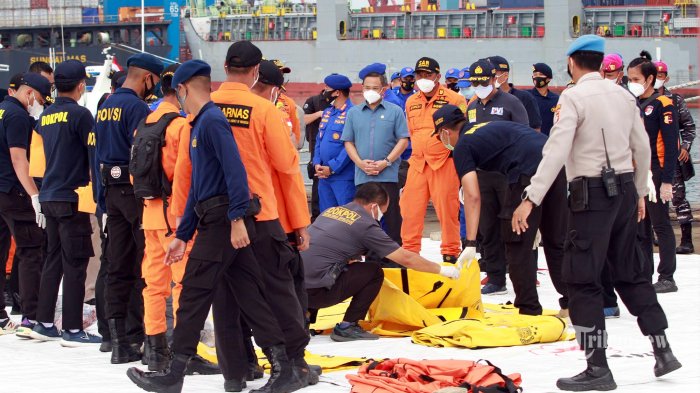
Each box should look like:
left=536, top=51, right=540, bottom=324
left=401, top=86, right=467, bottom=257
left=277, top=93, right=301, bottom=147
left=139, top=101, right=192, bottom=336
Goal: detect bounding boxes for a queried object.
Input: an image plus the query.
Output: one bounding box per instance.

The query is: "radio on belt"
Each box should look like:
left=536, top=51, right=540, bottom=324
left=600, top=128, right=618, bottom=198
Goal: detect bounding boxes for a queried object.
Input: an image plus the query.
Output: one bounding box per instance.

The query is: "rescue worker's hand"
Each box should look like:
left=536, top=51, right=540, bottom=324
left=456, top=246, right=476, bottom=270
left=230, top=219, right=250, bottom=249
left=295, top=227, right=310, bottom=251
left=315, top=165, right=331, bottom=179
left=637, top=197, right=646, bottom=222
left=678, top=148, right=689, bottom=163
left=512, top=200, right=533, bottom=235
left=439, top=265, right=461, bottom=280
left=164, top=238, right=186, bottom=266
left=646, top=170, right=657, bottom=203
left=659, top=182, right=673, bottom=203
left=30, top=194, right=46, bottom=229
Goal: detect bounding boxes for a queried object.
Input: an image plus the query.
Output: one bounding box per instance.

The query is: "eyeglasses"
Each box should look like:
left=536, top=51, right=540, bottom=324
left=471, top=79, right=491, bottom=87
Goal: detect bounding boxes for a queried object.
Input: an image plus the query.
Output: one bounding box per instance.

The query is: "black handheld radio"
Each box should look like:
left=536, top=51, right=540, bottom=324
left=601, top=128, right=618, bottom=197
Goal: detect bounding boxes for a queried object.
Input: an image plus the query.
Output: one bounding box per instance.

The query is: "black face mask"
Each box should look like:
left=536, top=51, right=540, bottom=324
left=533, top=77, right=549, bottom=88
left=566, top=64, right=573, bottom=79
left=143, top=76, right=156, bottom=99
left=322, top=89, right=335, bottom=102
left=446, top=82, right=459, bottom=92
left=401, top=80, right=414, bottom=91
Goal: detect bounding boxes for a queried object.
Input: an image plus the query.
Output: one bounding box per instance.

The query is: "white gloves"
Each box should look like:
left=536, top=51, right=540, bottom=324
left=439, top=265, right=461, bottom=280
left=646, top=170, right=657, bottom=203
left=30, top=194, right=45, bottom=229
left=533, top=230, right=542, bottom=251
left=456, top=246, right=476, bottom=270
left=102, top=213, right=108, bottom=234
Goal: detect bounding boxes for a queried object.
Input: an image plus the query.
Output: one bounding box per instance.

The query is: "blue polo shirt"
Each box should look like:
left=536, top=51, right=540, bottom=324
left=528, top=88, right=559, bottom=136
left=341, top=100, right=409, bottom=185
left=36, top=97, right=93, bottom=203
left=313, top=101, right=355, bottom=181
left=176, top=101, right=250, bottom=242
left=385, top=87, right=416, bottom=160
left=0, top=96, right=33, bottom=193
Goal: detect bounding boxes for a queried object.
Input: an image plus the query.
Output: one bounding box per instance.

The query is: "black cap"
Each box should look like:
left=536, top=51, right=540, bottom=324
left=468, top=59, right=495, bottom=82
left=489, top=56, right=510, bottom=72
left=532, top=63, right=553, bottom=79
left=111, top=71, right=127, bottom=89
left=271, top=59, right=291, bottom=74
left=432, top=104, right=466, bottom=135
left=8, top=72, right=25, bottom=90
left=415, top=57, right=440, bottom=73
left=21, top=73, right=52, bottom=103
left=54, top=59, right=88, bottom=84
left=258, top=60, right=284, bottom=87
left=160, top=63, right=180, bottom=91
left=225, top=41, right=263, bottom=68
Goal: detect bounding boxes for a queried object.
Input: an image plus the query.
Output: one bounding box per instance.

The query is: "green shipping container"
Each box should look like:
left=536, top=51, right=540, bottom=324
left=614, top=25, right=626, bottom=36
left=521, top=26, right=532, bottom=37
left=450, top=27, right=461, bottom=37
left=397, top=27, right=405, bottom=38
left=245, top=31, right=252, bottom=40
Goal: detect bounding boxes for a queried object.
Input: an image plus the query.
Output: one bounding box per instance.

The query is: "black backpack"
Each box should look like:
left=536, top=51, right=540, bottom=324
left=130, top=112, right=182, bottom=235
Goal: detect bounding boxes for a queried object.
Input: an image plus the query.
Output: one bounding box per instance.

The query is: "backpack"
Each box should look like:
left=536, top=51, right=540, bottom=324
left=130, top=112, right=182, bottom=235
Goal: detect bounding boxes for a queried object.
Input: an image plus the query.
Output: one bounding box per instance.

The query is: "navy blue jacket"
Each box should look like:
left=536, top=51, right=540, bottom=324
left=0, top=96, right=33, bottom=193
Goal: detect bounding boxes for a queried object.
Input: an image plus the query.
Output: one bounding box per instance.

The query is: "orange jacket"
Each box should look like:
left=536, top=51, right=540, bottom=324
left=140, top=101, right=192, bottom=231
left=277, top=93, right=300, bottom=146
left=211, top=82, right=301, bottom=222
left=405, top=86, right=467, bottom=172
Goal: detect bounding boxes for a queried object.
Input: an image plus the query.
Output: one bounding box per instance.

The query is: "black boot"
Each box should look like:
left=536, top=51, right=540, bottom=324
left=292, top=357, right=319, bottom=387
left=251, top=345, right=303, bottom=393
left=676, top=223, right=694, bottom=254
left=126, top=353, right=189, bottom=393
left=649, top=334, right=682, bottom=377
left=142, top=339, right=150, bottom=365
left=109, top=319, right=142, bottom=364
left=147, top=333, right=172, bottom=372
left=224, top=378, right=247, bottom=392
left=247, top=362, right=264, bottom=381
left=99, top=340, right=112, bottom=353
left=556, top=365, right=617, bottom=391
left=185, top=354, right=221, bottom=375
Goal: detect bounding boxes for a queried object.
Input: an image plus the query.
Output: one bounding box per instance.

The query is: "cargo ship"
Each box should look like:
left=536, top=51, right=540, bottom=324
left=0, top=0, right=184, bottom=89
left=183, top=0, right=698, bottom=87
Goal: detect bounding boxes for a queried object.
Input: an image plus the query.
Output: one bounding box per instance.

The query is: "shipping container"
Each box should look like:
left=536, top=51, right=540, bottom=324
left=31, top=8, right=50, bottom=25
left=487, top=0, right=544, bottom=8
left=63, top=0, right=83, bottom=7
left=64, top=7, right=82, bottom=24
left=13, top=9, right=31, bottom=27
left=82, top=0, right=99, bottom=7
left=439, top=0, right=461, bottom=10
left=13, top=0, right=31, bottom=9
left=82, top=7, right=99, bottom=24
left=48, top=7, right=65, bottom=25
left=31, top=0, right=49, bottom=8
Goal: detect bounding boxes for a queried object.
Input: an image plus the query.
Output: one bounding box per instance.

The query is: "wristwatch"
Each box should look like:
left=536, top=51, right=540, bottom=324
left=384, top=157, right=392, bottom=167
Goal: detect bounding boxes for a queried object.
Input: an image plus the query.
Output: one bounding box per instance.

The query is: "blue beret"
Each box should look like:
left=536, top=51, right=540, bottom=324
left=400, top=67, right=415, bottom=78
left=54, top=59, right=88, bottom=83
left=324, top=73, right=352, bottom=90
left=172, top=60, right=211, bottom=87
left=359, top=63, right=386, bottom=80
left=456, top=68, right=471, bottom=88
left=390, top=72, right=400, bottom=81
left=445, top=68, right=460, bottom=79
left=566, top=34, right=605, bottom=56
left=127, top=52, right=164, bottom=76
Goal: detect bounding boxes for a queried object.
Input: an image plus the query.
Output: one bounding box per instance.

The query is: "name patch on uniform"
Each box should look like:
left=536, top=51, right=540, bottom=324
left=322, top=206, right=361, bottom=225
left=87, top=131, right=96, bottom=146
left=96, top=107, right=122, bottom=122
left=40, top=111, right=69, bottom=126
left=490, top=107, right=504, bottom=116
left=645, top=105, right=654, bottom=116
left=663, top=112, right=673, bottom=124
left=218, top=104, right=253, bottom=128
left=468, top=109, right=476, bottom=123
left=409, top=104, right=422, bottom=111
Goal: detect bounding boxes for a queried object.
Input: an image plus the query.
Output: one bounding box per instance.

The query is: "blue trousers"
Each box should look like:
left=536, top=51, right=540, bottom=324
left=459, top=203, right=466, bottom=239
left=318, top=179, right=356, bottom=212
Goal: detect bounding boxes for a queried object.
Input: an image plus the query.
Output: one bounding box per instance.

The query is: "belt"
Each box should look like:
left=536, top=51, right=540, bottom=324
left=585, top=172, right=635, bottom=188
left=194, top=195, right=229, bottom=218
left=100, top=164, right=130, bottom=186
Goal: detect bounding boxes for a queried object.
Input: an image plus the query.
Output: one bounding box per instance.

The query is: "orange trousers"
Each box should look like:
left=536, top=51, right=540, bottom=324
left=400, top=159, right=461, bottom=257
left=142, top=229, right=189, bottom=336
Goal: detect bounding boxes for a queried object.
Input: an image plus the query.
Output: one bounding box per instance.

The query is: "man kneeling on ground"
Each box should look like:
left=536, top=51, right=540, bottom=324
left=301, top=182, right=461, bottom=342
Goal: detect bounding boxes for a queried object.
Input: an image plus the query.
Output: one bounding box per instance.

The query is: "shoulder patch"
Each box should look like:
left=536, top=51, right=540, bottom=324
left=656, top=95, right=673, bottom=107
left=663, top=112, right=673, bottom=125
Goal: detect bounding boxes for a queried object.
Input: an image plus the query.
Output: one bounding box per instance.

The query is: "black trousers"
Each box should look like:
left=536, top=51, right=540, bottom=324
left=398, top=161, right=409, bottom=190
left=35, top=202, right=94, bottom=329
left=565, top=179, right=668, bottom=368
left=307, top=262, right=384, bottom=323
left=646, top=168, right=677, bottom=281
left=0, top=188, right=44, bottom=321
left=0, top=218, right=11, bottom=319
left=250, top=220, right=309, bottom=360
left=310, top=175, right=320, bottom=222
left=503, top=172, right=568, bottom=315
left=477, top=171, right=509, bottom=286
left=104, top=184, right=145, bottom=343
left=172, top=208, right=285, bottom=381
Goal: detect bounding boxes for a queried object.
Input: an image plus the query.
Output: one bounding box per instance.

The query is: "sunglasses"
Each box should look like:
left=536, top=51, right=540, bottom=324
left=471, top=79, right=491, bottom=87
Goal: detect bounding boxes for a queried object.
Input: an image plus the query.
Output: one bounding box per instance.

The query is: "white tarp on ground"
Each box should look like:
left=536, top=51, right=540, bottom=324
left=2, top=238, right=699, bottom=392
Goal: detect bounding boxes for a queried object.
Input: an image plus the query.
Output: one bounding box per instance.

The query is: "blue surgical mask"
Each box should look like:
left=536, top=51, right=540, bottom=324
left=459, top=87, right=475, bottom=99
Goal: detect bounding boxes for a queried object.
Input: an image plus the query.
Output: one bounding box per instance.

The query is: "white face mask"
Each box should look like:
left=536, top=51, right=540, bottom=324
left=176, top=86, right=188, bottom=113
left=654, top=78, right=665, bottom=89
left=363, top=89, right=382, bottom=105
left=372, top=204, right=383, bottom=222
left=250, top=65, right=259, bottom=90
left=28, top=93, right=43, bottom=120
left=474, top=84, right=494, bottom=100
left=459, top=87, right=475, bottom=99
left=270, top=87, right=279, bottom=104
left=628, top=81, right=647, bottom=98
left=415, top=77, right=436, bottom=94
left=439, top=131, right=454, bottom=151
left=494, top=74, right=507, bottom=89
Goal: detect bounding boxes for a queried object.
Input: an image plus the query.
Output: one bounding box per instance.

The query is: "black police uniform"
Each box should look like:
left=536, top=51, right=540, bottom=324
left=507, top=84, right=542, bottom=130
left=172, top=101, right=287, bottom=382
left=303, top=91, right=331, bottom=221
left=0, top=95, right=44, bottom=322
left=453, top=120, right=568, bottom=314
left=466, top=90, right=529, bottom=290
left=95, top=86, right=149, bottom=350
left=529, top=87, right=559, bottom=136
left=35, top=96, right=95, bottom=329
